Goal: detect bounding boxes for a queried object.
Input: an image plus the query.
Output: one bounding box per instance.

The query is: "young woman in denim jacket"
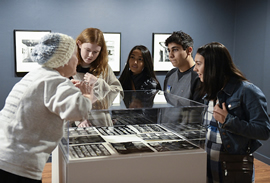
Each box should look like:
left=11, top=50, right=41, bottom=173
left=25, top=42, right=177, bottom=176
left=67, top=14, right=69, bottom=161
left=193, top=42, right=270, bottom=183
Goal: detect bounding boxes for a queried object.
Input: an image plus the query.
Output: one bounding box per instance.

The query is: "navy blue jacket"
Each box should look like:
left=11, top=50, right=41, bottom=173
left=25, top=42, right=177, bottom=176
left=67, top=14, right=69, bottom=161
left=214, top=79, right=270, bottom=154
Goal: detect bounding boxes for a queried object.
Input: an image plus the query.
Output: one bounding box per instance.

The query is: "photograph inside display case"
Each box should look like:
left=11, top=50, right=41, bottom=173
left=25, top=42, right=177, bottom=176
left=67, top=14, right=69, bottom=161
left=64, top=123, right=202, bottom=159
left=60, top=90, right=208, bottom=160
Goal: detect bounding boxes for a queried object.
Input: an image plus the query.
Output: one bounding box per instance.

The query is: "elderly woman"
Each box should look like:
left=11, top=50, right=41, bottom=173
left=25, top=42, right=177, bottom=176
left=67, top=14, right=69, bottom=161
left=0, top=33, right=94, bottom=182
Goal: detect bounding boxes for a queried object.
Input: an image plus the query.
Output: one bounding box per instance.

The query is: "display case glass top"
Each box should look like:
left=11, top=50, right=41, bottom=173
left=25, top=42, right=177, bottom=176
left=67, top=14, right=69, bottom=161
left=61, top=90, right=208, bottom=162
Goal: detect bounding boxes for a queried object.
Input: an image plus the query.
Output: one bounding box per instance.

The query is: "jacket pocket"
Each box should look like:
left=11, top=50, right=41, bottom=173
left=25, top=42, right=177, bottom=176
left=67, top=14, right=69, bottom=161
left=226, top=99, right=244, bottom=118
left=227, top=99, right=240, bottom=110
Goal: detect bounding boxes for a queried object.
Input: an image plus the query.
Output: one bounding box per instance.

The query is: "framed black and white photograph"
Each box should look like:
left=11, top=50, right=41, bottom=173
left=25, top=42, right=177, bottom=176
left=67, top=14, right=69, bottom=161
left=152, top=33, right=173, bottom=71
left=14, top=30, right=51, bottom=74
left=103, top=32, right=121, bottom=72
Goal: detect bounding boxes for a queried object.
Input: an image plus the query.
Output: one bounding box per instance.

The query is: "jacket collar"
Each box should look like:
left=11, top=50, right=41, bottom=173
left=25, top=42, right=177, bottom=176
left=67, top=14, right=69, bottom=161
left=202, top=77, right=241, bottom=101
left=219, top=77, right=241, bottom=97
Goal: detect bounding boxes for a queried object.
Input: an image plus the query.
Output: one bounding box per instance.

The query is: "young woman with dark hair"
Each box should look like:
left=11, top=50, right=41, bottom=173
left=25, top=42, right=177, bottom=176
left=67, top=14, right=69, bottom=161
left=194, top=42, right=270, bottom=183
left=119, top=45, right=161, bottom=91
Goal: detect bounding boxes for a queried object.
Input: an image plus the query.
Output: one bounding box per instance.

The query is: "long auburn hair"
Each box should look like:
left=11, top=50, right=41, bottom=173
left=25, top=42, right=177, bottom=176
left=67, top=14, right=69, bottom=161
left=76, top=28, right=108, bottom=78
left=119, top=45, right=160, bottom=89
left=197, top=42, right=247, bottom=100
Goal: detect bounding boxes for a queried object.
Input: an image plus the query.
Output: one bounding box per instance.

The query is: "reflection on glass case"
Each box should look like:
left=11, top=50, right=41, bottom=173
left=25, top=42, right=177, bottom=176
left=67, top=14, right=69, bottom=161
left=57, top=90, right=208, bottom=183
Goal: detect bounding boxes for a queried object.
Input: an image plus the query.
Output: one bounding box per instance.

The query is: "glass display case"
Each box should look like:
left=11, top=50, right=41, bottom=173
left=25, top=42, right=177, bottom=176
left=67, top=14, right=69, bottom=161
left=56, top=90, right=208, bottom=183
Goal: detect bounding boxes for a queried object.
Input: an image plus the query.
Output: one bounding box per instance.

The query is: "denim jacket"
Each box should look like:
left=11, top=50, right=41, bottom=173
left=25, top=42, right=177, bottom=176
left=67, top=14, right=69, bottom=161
left=207, top=78, right=270, bottom=154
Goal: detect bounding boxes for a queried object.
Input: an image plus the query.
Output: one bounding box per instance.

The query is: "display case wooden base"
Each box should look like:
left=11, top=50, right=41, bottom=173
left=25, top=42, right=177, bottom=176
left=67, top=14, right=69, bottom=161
left=58, top=145, right=206, bottom=183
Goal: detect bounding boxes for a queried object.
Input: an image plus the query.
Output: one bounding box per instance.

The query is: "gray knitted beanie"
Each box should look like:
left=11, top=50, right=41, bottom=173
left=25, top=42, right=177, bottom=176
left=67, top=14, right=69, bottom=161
left=31, top=33, right=76, bottom=69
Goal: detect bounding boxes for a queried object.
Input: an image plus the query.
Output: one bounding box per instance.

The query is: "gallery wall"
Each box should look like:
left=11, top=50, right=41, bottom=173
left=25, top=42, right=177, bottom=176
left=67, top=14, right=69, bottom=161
left=0, top=0, right=236, bottom=108
left=1, top=0, right=270, bottom=164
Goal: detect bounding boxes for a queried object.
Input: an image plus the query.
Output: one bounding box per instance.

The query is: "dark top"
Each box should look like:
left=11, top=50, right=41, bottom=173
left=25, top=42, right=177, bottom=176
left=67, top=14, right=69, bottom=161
left=163, top=66, right=202, bottom=103
left=121, top=70, right=161, bottom=91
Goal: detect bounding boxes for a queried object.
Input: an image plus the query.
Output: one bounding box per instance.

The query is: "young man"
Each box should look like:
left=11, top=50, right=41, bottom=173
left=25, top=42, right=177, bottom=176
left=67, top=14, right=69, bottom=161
left=161, top=31, right=204, bottom=147
left=164, top=31, right=202, bottom=103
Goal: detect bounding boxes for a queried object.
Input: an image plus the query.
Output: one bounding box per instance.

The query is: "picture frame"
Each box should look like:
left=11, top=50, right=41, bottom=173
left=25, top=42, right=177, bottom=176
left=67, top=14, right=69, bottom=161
left=103, top=32, right=121, bottom=73
left=152, top=33, right=173, bottom=71
left=14, top=30, right=51, bottom=75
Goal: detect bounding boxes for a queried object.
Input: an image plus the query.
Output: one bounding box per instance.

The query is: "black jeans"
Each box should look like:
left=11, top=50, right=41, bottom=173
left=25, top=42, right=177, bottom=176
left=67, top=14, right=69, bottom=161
left=0, top=169, right=42, bottom=183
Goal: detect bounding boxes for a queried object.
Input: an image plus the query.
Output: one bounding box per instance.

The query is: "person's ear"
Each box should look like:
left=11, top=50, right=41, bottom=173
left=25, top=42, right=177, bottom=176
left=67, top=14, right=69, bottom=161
left=187, top=47, right=193, bottom=55
left=77, top=40, right=82, bottom=48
